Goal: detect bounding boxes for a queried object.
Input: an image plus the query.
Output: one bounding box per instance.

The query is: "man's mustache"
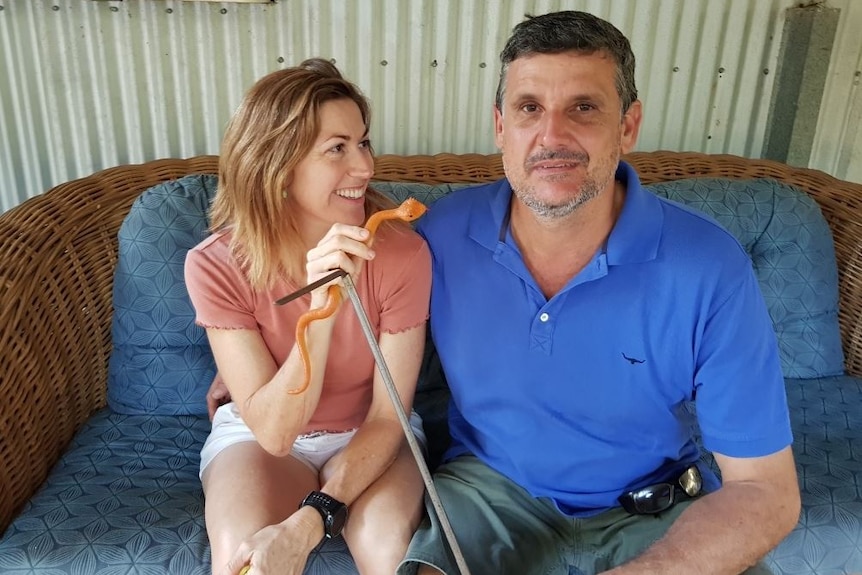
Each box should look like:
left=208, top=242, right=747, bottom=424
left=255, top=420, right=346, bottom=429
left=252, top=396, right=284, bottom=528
left=525, top=149, right=590, bottom=170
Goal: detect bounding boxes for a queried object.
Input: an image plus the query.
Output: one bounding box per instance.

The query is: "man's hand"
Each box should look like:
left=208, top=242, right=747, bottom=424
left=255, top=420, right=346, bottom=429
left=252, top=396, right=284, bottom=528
left=207, top=373, right=232, bottom=420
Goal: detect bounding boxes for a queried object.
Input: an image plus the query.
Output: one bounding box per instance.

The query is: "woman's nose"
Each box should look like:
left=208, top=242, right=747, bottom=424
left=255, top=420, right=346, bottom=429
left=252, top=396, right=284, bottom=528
left=350, top=150, right=374, bottom=178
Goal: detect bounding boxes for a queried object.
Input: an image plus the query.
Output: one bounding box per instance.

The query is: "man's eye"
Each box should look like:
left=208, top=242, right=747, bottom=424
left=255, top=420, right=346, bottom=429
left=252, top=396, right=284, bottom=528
left=576, top=104, right=595, bottom=112
left=522, top=104, right=539, bottom=113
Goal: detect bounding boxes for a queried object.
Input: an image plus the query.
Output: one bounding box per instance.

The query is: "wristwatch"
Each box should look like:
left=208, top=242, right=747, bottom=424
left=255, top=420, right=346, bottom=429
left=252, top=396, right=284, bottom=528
left=300, top=490, right=348, bottom=540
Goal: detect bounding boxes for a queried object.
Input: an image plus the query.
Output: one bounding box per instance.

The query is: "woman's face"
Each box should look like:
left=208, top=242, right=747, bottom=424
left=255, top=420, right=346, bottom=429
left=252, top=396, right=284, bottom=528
left=289, top=98, right=374, bottom=241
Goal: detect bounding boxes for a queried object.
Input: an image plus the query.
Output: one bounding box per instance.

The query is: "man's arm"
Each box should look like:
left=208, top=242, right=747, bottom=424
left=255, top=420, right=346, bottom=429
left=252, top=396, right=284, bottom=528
left=606, top=446, right=800, bottom=575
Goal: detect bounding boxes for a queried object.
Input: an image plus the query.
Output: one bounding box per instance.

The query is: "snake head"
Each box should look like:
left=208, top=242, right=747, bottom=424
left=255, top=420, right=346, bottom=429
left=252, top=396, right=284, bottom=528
left=394, top=197, right=428, bottom=222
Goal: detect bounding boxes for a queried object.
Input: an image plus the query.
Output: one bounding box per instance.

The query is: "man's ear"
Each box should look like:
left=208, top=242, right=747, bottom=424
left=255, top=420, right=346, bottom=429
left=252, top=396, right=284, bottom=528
left=620, top=100, right=643, bottom=154
left=493, top=105, right=505, bottom=151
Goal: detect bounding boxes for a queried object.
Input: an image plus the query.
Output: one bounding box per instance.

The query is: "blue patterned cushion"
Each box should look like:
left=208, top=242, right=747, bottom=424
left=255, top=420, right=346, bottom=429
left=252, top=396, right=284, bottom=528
left=371, top=181, right=470, bottom=207
left=645, top=178, right=844, bottom=379
left=765, top=376, right=862, bottom=575
left=0, top=409, right=358, bottom=574
left=3, top=382, right=858, bottom=575
left=107, top=175, right=220, bottom=415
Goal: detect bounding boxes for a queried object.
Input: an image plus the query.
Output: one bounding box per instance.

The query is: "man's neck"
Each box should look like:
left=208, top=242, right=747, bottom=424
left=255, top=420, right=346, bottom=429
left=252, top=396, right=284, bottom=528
left=510, top=181, right=625, bottom=299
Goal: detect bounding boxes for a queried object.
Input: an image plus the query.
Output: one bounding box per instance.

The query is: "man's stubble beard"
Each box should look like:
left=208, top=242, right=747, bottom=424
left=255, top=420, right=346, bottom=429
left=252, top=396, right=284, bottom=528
left=508, top=149, right=619, bottom=221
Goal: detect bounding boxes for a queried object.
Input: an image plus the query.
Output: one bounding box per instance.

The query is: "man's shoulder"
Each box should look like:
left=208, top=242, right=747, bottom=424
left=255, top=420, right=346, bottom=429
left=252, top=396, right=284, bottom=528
left=653, top=194, right=750, bottom=259
left=420, top=178, right=507, bottom=230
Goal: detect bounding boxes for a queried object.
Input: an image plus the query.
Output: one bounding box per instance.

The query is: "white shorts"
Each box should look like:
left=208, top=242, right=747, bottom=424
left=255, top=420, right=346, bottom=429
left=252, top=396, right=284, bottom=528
left=199, top=402, right=427, bottom=477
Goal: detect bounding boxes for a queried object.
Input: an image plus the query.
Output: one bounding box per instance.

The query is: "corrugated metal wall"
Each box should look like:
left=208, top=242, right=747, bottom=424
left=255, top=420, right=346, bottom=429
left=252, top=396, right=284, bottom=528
left=810, top=0, right=862, bottom=185
left=1, top=0, right=860, bottom=213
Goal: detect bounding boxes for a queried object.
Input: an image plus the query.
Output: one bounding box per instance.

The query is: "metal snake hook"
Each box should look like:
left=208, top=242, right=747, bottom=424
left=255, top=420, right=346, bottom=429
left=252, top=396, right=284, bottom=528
left=342, top=274, right=471, bottom=575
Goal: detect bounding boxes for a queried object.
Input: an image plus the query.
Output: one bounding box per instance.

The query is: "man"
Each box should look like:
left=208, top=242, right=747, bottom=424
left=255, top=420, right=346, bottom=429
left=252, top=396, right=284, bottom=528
left=397, top=10, right=800, bottom=575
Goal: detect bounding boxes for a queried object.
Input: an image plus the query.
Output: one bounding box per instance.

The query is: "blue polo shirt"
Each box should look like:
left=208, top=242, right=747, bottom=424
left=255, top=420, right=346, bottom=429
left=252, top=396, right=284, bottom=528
left=417, top=162, right=793, bottom=517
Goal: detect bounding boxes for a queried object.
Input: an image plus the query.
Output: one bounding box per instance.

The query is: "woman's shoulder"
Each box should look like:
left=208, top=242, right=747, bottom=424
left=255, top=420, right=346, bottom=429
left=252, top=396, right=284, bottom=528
left=188, top=228, right=233, bottom=259
left=373, top=223, right=429, bottom=259
left=185, top=229, right=241, bottom=279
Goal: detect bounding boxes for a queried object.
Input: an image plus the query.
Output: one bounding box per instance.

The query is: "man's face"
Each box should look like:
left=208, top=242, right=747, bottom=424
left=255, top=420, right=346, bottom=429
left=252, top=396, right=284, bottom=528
left=494, top=51, right=641, bottom=219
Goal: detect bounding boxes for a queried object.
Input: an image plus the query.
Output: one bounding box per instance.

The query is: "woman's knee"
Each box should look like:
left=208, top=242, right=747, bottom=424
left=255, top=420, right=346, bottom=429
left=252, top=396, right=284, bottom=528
left=347, top=528, right=414, bottom=574
left=344, top=502, right=420, bottom=573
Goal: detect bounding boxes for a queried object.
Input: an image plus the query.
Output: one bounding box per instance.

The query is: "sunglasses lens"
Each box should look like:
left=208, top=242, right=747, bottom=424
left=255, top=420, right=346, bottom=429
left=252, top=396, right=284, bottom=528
left=632, top=483, right=674, bottom=515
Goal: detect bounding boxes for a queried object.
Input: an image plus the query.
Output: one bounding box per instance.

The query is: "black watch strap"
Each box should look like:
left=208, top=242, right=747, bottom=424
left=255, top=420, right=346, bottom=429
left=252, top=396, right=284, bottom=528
left=300, top=490, right=348, bottom=539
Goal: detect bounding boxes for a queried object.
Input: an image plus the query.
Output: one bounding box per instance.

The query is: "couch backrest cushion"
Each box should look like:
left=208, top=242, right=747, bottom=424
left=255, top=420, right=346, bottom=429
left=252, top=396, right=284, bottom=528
left=645, top=177, right=844, bottom=379
left=377, top=178, right=845, bottom=380
left=107, top=174, right=219, bottom=415
left=107, top=175, right=843, bottom=416
left=371, top=181, right=471, bottom=207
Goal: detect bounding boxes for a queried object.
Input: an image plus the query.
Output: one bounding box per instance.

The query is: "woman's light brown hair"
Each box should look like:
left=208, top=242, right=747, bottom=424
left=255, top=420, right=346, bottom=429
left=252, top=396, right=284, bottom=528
left=210, top=58, right=393, bottom=290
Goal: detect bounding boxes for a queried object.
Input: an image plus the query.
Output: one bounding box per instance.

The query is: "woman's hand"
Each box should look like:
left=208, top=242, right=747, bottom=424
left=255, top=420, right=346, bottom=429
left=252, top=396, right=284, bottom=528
left=221, top=506, right=324, bottom=575
left=304, top=223, right=375, bottom=306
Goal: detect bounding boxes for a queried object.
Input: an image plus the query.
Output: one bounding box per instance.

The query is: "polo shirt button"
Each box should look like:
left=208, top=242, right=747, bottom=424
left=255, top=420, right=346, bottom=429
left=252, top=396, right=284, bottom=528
left=539, top=312, right=549, bottom=322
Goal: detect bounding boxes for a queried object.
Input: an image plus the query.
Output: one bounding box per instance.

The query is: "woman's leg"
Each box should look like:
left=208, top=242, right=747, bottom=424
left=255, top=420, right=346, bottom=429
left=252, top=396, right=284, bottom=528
left=340, top=439, right=425, bottom=575
left=202, top=441, right=319, bottom=572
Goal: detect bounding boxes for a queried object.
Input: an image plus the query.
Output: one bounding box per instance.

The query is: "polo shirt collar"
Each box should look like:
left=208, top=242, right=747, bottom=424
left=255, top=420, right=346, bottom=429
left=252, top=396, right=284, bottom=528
left=467, top=161, right=662, bottom=265
left=466, top=178, right=512, bottom=251
left=607, top=161, right=662, bottom=265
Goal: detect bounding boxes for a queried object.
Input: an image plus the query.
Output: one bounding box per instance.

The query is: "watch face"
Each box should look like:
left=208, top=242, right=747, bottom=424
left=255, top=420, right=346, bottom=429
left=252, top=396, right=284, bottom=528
left=326, top=502, right=348, bottom=538
left=302, top=491, right=348, bottom=539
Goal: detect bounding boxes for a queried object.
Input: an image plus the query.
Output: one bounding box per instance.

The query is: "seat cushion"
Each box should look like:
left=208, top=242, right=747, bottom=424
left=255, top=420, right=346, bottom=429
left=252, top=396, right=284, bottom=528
left=107, top=175, right=219, bottom=415
left=765, top=376, right=862, bottom=575
left=0, top=409, right=358, bottom=574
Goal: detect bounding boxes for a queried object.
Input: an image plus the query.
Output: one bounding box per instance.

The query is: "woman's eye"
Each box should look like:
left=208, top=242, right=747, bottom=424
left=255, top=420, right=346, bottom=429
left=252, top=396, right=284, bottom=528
left=330, top=143, right=345, bottom=153
left=359, top=139, right=371, bottom=149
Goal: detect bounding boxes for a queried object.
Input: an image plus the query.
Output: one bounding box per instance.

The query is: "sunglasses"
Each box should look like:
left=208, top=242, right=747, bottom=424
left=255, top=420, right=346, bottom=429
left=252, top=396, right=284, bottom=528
left=617, top=465, right=703, bottom=516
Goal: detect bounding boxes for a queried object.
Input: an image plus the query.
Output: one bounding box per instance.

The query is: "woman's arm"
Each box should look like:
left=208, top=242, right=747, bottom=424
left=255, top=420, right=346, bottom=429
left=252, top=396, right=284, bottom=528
left=317, top=322, right=426, bottom=505
left=205, top=315, right=336, bottom=456
left=206, top=223, right=376, bottom=456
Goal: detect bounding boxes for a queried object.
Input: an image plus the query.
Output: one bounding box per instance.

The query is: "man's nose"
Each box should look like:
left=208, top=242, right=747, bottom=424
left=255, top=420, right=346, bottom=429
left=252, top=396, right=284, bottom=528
left=540, top=112, right=571, bottom=146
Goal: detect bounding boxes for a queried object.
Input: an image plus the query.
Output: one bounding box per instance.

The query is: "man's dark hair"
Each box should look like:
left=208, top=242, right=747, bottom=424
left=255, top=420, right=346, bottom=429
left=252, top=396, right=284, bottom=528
left=495, top=11, right=638, bottom=114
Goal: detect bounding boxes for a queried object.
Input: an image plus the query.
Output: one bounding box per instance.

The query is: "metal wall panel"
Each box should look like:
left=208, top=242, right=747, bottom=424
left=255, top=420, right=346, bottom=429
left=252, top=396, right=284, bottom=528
left=810, top=0, right=862, bottom=185
left=0, top=0, right=860, bottom=213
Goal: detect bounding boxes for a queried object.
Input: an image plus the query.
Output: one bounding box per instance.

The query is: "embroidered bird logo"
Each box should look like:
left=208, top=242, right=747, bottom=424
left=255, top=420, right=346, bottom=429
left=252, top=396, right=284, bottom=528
left=622, top=352, right=645, bottom=365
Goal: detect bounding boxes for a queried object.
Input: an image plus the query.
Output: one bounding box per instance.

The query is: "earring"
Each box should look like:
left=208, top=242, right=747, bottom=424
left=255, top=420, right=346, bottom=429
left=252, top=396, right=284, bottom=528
left=282, top=190, right=287, bottom=199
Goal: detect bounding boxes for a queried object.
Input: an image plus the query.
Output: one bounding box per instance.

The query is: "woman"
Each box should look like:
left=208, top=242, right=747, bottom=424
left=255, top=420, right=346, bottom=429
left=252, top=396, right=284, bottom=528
left=184, top=59, right=430, bottom=575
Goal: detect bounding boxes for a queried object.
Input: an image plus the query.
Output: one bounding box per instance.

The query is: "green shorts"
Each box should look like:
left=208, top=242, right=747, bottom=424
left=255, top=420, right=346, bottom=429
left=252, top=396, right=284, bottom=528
left=397, top=455, right=773, bottom=575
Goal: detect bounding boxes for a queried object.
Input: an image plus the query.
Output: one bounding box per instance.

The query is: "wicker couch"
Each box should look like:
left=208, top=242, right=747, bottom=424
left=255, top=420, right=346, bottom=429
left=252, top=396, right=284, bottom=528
left=1, top=151, right=860, bottom=575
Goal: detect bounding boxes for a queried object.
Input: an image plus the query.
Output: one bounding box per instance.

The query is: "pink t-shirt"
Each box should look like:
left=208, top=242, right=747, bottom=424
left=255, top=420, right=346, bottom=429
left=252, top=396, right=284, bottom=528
left=184, top=223, right=431, bottom=433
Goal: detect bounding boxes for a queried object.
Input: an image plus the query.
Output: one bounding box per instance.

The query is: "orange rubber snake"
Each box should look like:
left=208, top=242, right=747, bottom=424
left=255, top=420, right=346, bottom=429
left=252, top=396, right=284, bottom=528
left=286, top=197, right=428, bottom=395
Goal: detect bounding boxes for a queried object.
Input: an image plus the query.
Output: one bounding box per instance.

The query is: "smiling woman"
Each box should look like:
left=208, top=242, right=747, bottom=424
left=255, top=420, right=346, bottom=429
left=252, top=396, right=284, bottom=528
left=183, top=58, right=432, bottom=575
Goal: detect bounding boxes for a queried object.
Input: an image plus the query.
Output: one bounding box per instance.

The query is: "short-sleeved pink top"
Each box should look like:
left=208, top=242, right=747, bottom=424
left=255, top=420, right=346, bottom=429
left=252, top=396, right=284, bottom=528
left=184, top=223, right=431, bottom=433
